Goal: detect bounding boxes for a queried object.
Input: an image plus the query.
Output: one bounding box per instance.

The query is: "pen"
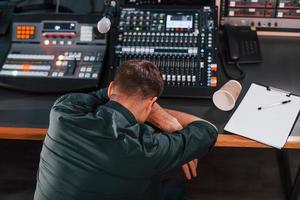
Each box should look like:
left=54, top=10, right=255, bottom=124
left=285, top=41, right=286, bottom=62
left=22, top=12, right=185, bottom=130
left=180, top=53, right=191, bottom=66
left=258, top=100, right=291, bottom=110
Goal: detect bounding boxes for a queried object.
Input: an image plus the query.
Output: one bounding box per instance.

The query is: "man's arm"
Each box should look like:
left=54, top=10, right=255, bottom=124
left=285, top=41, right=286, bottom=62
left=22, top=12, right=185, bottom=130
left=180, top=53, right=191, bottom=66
left=146, top=103, right=218, bottom=179
left=145, top=117, right=218, bottom=176
left=147, top=103, right=183, bottom=133
left=147, top=103, right=217, bottom=131
left=164, top=108, right=218, bottom=179
left=165, top=109, right=218, bottom=131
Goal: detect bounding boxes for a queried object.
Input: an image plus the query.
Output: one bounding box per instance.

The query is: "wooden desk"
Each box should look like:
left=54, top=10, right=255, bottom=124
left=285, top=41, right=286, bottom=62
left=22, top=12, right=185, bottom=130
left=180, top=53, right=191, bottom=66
left=0, top=126, right=299, bottom=149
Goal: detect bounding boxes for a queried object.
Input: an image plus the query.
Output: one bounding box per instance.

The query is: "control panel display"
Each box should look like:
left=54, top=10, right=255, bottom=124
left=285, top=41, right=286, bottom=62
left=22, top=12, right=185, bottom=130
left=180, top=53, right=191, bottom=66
left=0, top=14, right=107, bottom=92
left=109, top=6, right=218, bottom=98
left=43, top=22, right=76, bottom=31
left=166, top=15, right=193, bottom=29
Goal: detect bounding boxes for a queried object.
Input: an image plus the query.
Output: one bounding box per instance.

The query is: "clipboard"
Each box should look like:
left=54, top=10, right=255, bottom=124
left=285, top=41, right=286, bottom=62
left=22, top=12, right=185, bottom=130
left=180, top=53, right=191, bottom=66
left=224, top=83, right=300, bottom=149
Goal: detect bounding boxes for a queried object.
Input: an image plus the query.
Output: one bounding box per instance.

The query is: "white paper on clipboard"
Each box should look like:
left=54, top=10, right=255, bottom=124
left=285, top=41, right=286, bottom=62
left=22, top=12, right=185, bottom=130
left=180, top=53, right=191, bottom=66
left=224, top=83, right=300, bottom=149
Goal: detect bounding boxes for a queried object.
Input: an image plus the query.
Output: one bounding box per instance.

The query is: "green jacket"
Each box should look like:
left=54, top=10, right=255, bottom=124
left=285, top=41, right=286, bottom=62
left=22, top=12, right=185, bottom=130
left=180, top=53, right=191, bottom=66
left=34, top=88, right=218, bottom=200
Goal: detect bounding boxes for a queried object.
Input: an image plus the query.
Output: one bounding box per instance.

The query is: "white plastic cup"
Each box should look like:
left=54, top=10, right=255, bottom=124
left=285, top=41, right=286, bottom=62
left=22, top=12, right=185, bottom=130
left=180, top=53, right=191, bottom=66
left=212, top=80, right=242, bottom=111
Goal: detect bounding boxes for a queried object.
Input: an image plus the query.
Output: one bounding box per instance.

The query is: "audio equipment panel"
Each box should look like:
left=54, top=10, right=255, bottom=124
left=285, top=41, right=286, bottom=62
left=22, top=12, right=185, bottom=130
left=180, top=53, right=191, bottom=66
left=124, top=0, right=214, bottom=6
left=221, top=0, right=300, bottom=30
left=109, top=6, right=218, bottom=98
left=0, top=14, right=107, bottom=92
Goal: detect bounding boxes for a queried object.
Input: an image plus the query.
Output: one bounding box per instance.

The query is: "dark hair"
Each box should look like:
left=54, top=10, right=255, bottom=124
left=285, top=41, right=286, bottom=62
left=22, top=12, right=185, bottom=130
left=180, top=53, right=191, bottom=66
left=113, top=59, right=164, bottom=98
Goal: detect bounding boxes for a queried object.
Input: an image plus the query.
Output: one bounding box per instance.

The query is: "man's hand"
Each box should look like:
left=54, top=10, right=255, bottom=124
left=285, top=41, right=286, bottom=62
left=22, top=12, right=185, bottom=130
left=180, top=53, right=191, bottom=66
left=148, top=104, right=199, bottom=180
left=181, top=159, right=198, bottom=180
left=147, top=103, right=183, bottom=133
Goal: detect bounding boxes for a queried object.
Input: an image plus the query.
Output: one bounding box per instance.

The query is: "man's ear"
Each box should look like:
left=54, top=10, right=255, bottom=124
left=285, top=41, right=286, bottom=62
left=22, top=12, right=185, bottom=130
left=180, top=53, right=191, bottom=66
left=146, top=96, right=158, bottom=110
left=150, top=97, right=158, bottom=106
left=108, top=81, right=114, bottom=98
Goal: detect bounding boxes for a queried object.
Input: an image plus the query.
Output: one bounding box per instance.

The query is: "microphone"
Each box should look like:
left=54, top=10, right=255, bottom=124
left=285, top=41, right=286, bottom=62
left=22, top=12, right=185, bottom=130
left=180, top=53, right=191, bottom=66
left=97, top=0, right=117, bottom=34
left=97, top=17, right=111, bottom=34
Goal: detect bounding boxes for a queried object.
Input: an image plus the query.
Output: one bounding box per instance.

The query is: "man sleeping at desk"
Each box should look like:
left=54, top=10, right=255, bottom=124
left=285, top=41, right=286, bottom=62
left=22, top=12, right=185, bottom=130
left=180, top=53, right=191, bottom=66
left=33, top=59, right=218, bottom=200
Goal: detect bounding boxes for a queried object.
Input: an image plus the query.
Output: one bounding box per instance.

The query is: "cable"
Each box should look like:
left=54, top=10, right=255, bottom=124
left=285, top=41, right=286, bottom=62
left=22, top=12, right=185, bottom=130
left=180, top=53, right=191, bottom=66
left=89, top=0, right=95, bottom=13
left=218, top=47, right=246, bottom=81
left=55, top=0, right=60, bottom=13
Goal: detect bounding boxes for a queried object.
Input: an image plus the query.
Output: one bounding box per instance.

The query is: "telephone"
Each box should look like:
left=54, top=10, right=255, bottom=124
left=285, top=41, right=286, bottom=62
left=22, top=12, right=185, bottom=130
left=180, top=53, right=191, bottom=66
left=223, top=25, right=262, bottom=64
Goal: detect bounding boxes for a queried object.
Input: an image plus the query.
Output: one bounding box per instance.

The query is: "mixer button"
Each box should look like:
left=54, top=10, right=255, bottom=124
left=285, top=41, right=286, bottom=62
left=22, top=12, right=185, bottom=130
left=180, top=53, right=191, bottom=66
left=210, top=77, right=217, bottom=87
left=211, top=64, right=217, bottom=72
left=62, top=61, right=68, bottom=66
left=78, top=73, right=84, bottom=78
left=80, top=67, right=86, bottom=72
left=84, top=56, right=89, bottom=61
left=58, top=55, right=64, bottom=60
left=86, top=67, right=92, bottom=72
left=56, top=60, right=62, bottom=66
left=89, top=56, right=96, bottom=61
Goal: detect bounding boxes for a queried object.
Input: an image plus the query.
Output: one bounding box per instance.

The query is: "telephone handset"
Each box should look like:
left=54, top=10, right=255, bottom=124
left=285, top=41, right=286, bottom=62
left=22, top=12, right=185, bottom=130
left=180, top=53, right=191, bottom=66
left=223, top=25, right=262, bottom=64
left=220, top=25, right=262, bottom=80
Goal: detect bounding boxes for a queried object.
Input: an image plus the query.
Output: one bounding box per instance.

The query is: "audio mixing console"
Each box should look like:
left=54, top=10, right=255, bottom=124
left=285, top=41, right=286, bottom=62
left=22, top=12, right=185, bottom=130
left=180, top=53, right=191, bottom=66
left=108, top=6, right=218, bottom=98
left=0, top=14, right=107, bottom=92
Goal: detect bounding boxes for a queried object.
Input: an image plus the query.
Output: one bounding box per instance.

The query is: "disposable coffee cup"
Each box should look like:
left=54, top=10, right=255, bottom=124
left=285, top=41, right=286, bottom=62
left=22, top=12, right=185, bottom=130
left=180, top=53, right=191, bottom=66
left=212, top=80, right=242, bottom=111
